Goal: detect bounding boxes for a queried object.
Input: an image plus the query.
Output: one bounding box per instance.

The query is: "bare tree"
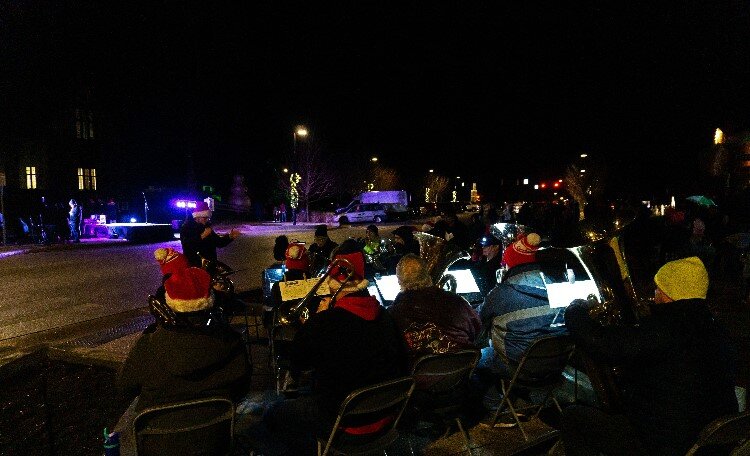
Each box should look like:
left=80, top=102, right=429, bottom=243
left=280, top=135, right=339, bottom=222
left=372, top=166, right=400, bottom=190
left=425, top=174, right=450, bottom=203
left=565, top=163, right=606, bottom=220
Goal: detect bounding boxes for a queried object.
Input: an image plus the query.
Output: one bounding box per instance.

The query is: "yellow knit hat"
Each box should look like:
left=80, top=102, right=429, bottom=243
left=654, top=256, right=709, bottom=301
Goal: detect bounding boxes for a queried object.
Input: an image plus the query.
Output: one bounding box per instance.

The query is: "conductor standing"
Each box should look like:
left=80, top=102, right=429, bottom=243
left=179, top=201, right=239, bottom=270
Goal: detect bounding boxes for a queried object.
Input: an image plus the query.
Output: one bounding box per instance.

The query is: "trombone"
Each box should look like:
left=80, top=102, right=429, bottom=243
left=277, top=257, right=357, bottom=325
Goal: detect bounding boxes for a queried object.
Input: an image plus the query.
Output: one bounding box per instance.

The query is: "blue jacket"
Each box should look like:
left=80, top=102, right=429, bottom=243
left=479, top=270, right=567, bottom=363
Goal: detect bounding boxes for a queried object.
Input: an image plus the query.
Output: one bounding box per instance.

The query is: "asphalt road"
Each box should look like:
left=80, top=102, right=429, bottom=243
left=0, top=222, right=401, bottom=343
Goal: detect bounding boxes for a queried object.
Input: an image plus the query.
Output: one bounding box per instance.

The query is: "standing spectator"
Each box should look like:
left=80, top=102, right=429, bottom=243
left=389, top=254, right=480, bottom=364
left=279, top=202, right=287, bottom=223
left=272, top=205, right=280, bottom=222
left=561, top=257, right=738, bottom=456
left=68, top=199, right=82, bottom=243
left=179, top=201, right=239, bottom=269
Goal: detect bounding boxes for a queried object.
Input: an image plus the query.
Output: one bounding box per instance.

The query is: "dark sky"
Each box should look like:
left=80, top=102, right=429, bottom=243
left=5, top=1, right=750, bottom=198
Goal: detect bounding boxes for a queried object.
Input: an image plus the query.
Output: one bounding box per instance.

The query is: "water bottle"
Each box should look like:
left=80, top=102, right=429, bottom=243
left=103, top=427, right=120, bottom=456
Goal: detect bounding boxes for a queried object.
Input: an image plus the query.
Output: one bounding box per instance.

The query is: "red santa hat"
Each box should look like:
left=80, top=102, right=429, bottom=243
left=154, top=247, right=190, bottom=277
left=502, top=232, right=542, bottom=269
left=192, top=201, right=212, bottom=219
left=285, top=243, right=310, bottom=272
left=154, top=247, right=214, bottom=312
left=328, top=251, right=368, bottom=293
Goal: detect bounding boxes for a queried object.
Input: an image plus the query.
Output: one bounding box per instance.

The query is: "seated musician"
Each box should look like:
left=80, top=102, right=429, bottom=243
left=389, top=253, right=480, bottom=365
left=116, top=248, right=251, bottom=448
left=308, top=224, right=338, bottom=275
left=474, top=236, right=566, bottom=413
left=471, top=233, right=504, bottom=296
left=562, top=256, right=738, bottom=456
left=385, top=225, right=421, bottom=274
left=264, top=242, right=311, bottom=328
left=261, top=239, right=407, bottom=455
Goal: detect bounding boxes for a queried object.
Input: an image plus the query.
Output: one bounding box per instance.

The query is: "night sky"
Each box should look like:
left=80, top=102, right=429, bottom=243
left=4, top=1, right=750, bottom=200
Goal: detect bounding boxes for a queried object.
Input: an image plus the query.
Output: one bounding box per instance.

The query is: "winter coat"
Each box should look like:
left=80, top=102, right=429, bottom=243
left=291, top=291, right=407, bottom=414
left=389, top=286, right=481, bottom=362
left=118, top=322, right=251, bottom=411
left=565, top=298, right=738, bottom=456
left=479, top=270, right=567, bottom=364
left=179, top=217, right=233, bottom=267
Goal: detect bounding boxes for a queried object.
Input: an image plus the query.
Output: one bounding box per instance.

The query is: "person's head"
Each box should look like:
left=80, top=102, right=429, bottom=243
left=392, top=225, right=415, bottom=246
left=69, top=199, right=77, bottom=208
left=154, top=248, right=214, bottom=313
left=503, top=232, right=541, bottom=269
left=285, top=242, right=310, bottom=272
left=366, top=224, right=379, bottom=239
left=314, top=224, right=329, bottom=247
left=327, top=239, right=368, bottom=296
left=396, top=254, right=433, bottom=291
left=478, top=234, right=502, bottom=260
left=273, top=235, right=289, bottom=261
left=192, top=201, right=212, bottom=225
left=653, top=256, right=709, bottom=304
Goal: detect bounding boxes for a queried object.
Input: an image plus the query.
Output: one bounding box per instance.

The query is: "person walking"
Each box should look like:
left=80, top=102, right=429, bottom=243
left=279, top=202, right=287, bottom=223
left=68, top=199, right=82, bottom=243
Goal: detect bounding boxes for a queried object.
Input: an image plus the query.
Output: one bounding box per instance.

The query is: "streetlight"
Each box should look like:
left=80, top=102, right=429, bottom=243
left=371, top=157, right=378, bottom=162
left=291, top=126, right=308, bottom=225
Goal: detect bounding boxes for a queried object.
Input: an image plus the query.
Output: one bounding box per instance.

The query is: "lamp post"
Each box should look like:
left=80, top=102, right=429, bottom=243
left=290, top=127, right=308, bottom=225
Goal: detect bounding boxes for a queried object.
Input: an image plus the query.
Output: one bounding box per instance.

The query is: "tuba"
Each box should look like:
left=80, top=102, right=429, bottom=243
left=413, top=232, right=470, bottom=293
left=559, top=208, right=652, bottom=412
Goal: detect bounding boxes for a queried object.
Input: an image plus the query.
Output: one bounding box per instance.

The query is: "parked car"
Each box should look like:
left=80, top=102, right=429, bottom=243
left=333, top=203, right=388, bottom=225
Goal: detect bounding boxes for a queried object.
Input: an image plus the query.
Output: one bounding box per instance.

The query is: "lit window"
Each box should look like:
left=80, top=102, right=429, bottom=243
left=78, top=168, right=97, bottom=190
left=25, top=166, right=37, bottom=189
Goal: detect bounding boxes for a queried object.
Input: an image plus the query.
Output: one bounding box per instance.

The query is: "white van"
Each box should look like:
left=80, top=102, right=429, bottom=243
left=333, top=203, right=388, bottom=225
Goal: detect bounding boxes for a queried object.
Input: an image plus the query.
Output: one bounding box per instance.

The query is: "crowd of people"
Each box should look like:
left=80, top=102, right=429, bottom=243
left=111, top=199, right=745, bottom=455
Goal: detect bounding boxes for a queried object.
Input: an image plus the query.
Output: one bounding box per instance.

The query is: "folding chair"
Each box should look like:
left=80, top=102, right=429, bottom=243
left=488, top=335, right=575, bottom=441
left=317, top=376, right=416, bottom=456
left=684, top=411, right=750, bottom=456
left=410, top=349, right=481, bottom=453
left=133, top=397, right=234, bottom=456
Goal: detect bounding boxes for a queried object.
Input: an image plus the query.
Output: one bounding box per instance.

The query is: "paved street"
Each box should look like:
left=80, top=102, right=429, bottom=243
left=0, top=222, right=399, bottom=352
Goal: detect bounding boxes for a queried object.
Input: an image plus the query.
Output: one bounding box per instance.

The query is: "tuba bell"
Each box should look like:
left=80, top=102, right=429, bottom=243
left=413, top=232, right=470, bottom=293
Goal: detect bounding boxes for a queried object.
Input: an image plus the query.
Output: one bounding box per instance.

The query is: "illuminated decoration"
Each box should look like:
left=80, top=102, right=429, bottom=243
left=470, top=183, right=479, bottom=203
left=367, top=182, right=374, bottom=191
left=451, top=190, right=457, bottom=202
left=289, top=172, right=301, bottom=209
left=425, top=187, right=430, bottom=203
left=174, top=200, right=197, bottom=209
left=714, top=128, right=724, bottom=145
left=670, top=196, right=675, bottom=208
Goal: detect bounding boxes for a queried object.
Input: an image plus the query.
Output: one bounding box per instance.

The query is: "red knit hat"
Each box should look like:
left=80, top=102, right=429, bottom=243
left=154, top=247, right=214, bottom=312
left=502, top=232, right=541, bottom=269
left=285, top=243, right=310, bottom=272
left=192, top=201, right=212, bottom=218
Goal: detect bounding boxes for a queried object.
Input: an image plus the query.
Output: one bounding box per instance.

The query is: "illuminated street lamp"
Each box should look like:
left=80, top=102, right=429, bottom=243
left=291, top=126, right=308, bottom=225
left=580, top=153, right=588, bottom=158
left=371, top=157, right=378, bottom=162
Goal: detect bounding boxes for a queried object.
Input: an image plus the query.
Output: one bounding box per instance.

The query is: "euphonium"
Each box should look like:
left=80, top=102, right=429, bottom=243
left=277, top=257, right=356, bottom=325
left=413, top=232, right=470, bottom=293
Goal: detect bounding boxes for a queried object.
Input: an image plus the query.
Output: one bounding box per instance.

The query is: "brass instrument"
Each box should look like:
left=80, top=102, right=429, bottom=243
left=413, top=232, right=470, bottom=293
left=276, top=257, right=357, bottom=326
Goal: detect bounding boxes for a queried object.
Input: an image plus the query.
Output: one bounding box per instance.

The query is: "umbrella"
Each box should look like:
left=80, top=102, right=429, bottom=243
left=685, top=195, right=717, bottom=207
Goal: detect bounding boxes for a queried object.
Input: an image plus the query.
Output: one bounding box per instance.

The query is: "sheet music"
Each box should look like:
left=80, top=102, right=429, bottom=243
left=278, top=278, right=330, bottom=301
left=544, top=280, right=599, bottom=309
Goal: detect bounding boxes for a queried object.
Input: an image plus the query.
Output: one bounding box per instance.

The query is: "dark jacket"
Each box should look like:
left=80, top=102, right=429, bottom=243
left=565, top=298, right=738, bottom=456
left=479, top=273, right=567, bottom=364
left=472, top=254, right=503, bottom=297
left=309, top=238, right=338, bottom=273
left=118, top=322, right=251, bottom=411
left=179, top=217, right=233, bottom=267
left=389, top=286, right=480, bottom=361
left=291, top=292, right=407, bottom=414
